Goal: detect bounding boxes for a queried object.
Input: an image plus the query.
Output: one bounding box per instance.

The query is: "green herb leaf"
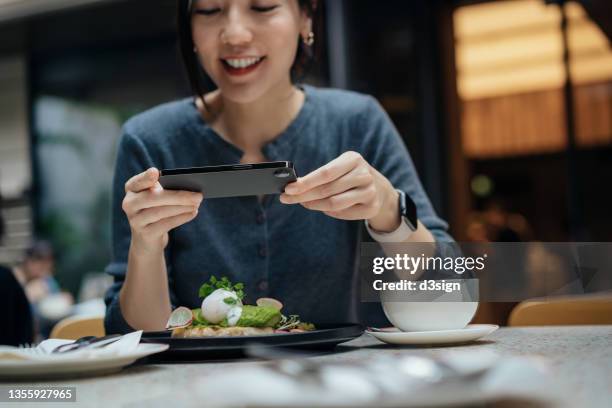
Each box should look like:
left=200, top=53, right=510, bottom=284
left=198, top=275, right=246, bottom=300
left=223, top=297, right=237, bottom=305
left=198, top=282, right=214, bottom=298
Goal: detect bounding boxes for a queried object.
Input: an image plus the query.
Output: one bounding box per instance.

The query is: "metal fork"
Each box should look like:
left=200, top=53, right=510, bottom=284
left=52, top=334, right=122, bottom=353
left=18, top=343, right=35, bottom=348
left=17, top=344, right=46, bottom=356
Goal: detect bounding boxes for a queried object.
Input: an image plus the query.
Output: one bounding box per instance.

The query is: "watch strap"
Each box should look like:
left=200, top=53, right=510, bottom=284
left=364, top=218, right=416, bottom=242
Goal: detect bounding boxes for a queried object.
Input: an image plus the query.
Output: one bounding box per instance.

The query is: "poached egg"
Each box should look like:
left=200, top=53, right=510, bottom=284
left=201, top=288, right=243, bottom=326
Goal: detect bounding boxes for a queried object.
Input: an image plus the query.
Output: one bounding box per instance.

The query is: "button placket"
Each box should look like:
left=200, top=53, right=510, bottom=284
left=254, top=199, right=270, bottom=295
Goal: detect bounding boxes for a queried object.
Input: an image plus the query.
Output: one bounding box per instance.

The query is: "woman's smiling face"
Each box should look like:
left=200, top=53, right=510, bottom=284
left=191, top=0, right=311, bottom=103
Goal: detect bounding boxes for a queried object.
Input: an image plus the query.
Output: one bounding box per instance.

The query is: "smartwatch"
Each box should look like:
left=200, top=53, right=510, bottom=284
left=397, top=189, right=418, bottom=231
left=365, top=188, right=418, bottom=242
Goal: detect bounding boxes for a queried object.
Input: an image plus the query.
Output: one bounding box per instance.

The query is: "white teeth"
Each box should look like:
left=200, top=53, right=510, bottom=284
left=224, top=57, right=262, bottom=69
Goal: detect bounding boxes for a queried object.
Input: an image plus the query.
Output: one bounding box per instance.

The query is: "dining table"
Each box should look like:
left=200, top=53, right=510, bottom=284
left=3, top=325, right=611, bottom=408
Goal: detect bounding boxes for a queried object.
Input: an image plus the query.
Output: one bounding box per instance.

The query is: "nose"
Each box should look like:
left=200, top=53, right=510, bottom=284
left=221, top=8, right=253, bottom=46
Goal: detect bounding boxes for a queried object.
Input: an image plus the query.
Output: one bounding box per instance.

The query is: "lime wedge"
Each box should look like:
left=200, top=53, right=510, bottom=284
left=166, top=306, right=193, bottom=329
left=256, top=297, right=283, bottom=311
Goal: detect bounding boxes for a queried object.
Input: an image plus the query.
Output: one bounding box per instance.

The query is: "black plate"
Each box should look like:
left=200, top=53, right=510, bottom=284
left=140, top=323, right=363, bottom=362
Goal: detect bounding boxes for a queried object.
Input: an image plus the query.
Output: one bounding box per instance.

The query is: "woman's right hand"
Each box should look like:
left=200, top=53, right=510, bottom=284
left=122, top=167, right=203, bottom=251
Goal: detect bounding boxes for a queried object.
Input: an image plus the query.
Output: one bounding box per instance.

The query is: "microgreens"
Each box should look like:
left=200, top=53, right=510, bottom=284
left=276, top=314, right=301, bottom=330
left=199, top=275, right=245, bottom=300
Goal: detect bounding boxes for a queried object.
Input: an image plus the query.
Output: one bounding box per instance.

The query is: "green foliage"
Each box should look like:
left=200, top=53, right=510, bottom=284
left=198, top=276, right=245, bottom=299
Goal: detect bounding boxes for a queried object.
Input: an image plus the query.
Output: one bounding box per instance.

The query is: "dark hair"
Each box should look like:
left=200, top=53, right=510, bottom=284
left=25, top=241, right=54, bottom=261
left=177, top=0, right=321, bottom=99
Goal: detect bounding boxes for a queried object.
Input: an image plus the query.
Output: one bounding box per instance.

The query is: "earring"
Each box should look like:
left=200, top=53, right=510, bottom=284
left=193, top=46, right=198, bottom=53
left=303, top=31, right=314, bottom=46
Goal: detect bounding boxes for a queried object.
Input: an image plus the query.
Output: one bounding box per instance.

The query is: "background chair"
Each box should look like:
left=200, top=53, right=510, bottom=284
left=508, top=293, right=612, bottom=326
left=49, top=316, right=105, bottom=339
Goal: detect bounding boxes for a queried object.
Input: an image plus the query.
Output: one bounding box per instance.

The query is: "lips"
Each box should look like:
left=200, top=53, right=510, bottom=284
left=221, top=56, right=266, bottom=76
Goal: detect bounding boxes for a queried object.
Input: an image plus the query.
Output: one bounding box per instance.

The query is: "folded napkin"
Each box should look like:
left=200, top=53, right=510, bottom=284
left=0, top=331, right=143, bottom=361
left=192, top=350, right=553, bottom=408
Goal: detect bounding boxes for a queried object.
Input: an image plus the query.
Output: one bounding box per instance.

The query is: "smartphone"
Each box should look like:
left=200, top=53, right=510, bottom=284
left=159, top=161, right=297, bottom=199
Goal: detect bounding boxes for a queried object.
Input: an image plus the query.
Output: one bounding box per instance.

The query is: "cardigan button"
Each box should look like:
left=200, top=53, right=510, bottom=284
left=258, top=245, right=268, bottom=258
left=258, top=280, right=269, bottom=291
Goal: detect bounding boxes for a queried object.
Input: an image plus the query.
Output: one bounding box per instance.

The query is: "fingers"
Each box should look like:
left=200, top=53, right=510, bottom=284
left=281, top=166, right=372, bottom=204
left=123, top=189, right=203, bottom=216
left=125, top=168, right=159, bottom=193
left=145, top=209, right=199, bottom=237
left=300, top=185, right=378, bottom=213
left=280, top=151, right=385, bottom=223
left=284, top=151, right=362, bottom=195
left=123, top=169, right=204, bottom=249
left=132, top=205, right=199, bottom=228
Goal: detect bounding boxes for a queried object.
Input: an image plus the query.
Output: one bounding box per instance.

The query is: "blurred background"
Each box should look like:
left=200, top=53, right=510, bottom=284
left=0, top=0, right=610, bottom=333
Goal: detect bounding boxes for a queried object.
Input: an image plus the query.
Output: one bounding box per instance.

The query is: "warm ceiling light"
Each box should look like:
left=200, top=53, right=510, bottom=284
left=454, top=0, right=612, bottom=100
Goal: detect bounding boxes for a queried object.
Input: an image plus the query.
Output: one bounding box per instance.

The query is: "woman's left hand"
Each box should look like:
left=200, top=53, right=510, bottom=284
left=280, top=151, right=401, bottom=232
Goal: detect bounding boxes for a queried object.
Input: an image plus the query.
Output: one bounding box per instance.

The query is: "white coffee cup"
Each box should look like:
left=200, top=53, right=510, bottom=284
left=380, top=279, right=479, bottom=332
left=382, top=301, right=478, bottom=332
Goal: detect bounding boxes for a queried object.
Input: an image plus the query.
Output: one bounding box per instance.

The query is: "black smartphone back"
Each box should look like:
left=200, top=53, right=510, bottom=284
left=158, top=161, right=297, bottom=199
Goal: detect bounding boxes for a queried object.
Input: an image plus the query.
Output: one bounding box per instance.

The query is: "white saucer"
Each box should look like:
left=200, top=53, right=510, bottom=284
left=0, top=343, right=169, bottom=379
left=366, top=324, right=499, bottom=345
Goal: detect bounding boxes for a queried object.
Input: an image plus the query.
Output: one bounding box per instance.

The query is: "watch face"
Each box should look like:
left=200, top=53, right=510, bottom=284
left=399, top=190, right=418, bottom=230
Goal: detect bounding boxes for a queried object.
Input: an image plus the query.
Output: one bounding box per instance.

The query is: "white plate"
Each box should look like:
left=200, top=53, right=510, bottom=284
left=366, top=324, right=498, bottom=345
left=0, top=343, right=168, bottom=380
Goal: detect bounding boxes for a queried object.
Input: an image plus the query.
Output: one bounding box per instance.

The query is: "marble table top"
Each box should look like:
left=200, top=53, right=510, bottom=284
left=4, top=326, right=611, bottom=408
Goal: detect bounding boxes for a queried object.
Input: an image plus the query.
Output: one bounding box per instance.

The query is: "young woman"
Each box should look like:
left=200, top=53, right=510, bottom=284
left=104, top=0, right=455, bottom=333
